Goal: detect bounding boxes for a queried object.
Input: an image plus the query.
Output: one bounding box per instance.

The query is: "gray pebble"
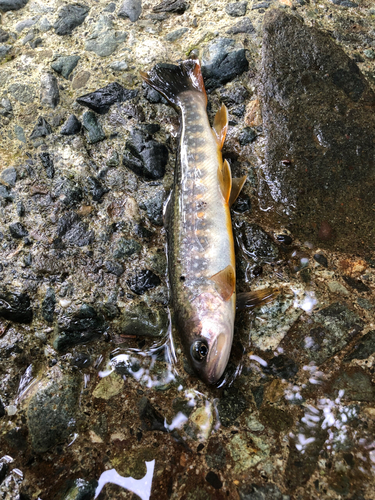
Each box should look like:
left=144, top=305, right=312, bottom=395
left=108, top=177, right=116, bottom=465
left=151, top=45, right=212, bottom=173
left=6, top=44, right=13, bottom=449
left=40, top=72, right=59, bottom=108
left=118, top=0, right=142, bottom=22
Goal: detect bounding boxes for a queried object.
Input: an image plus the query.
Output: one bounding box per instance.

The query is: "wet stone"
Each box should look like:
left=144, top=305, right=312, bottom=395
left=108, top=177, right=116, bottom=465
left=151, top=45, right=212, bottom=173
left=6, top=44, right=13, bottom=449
left=30, top=116, right=52, bottom=139
left=0, top=167, right=17, bottom=187
left=239, top=127, right=257, bottom=145
left=232, top=194, right=251, bottom=213
left=263, top=355, right=298, bottom=380
left=217, top=387, right=248, bottom=427
left=113, top=238, right=141, bottom=258
left=0, top=288, right=32, bottom=323
left=344, top=331, right=375, bottom=361
left=118, top=302, right=168, bottom=337
left=143, top=84, right=168, bottom=104
left=227, top=17, right=255, bottom=34
left=57, top=212, right=94, bottom=246
left=205, top=438, right=227, bottom=470
left=61, top=479, right=98, bottom=500
left=0, top=399, right=5, bottom=418
left=139, top=190, right=164, bottom=226
left=342, top=276, right=370, bottom=292
left=82, top=111, right=105, bottom=143
left=40, top=72, right=59, bottom=108
left=104, top=260, right=124, bottom=277
left=332, top=370, right=374, bottom=402
left=118, top=0, right=142, bottom=22
left=202, top=38, right=249, bottom=90
left=60, top=114, right=82, bottom=135
left=42, top=287, right=55, bottom=323
left=27, top=371, right=80, bottom=453
left=226, top=2, right=247, bottom=17
left=261, top=10, right=375, bottom=253
left=259, top=404, right=293, bottom=433
left=127, top=269, right=161, bottom=295
left=54, top=3, right=90, bottom=36
left=239, top=223, right=279, bottom=263
left=138, top=397, right=167, bottom=432
left=205, top=471, right=222, bottom=489
left=87, top=176, right=108, bottom=201
left=51, top=55, right=80, bottom=79
left=77, top=82, right=137, bottom=114
left=9, top=222, right=28, bottom=238
left=39, top=152, right=54, bottom=178
left=0, top=0, right=28, bottom=11
left=71, top=352, right=91, bottom=369
left=238, top=483, right=288, bottom=500
left=54, top=304, right=107, bottom=352
left=152, top=0, right=188, bottom=14
left=313, top=253, right=328, bottom=267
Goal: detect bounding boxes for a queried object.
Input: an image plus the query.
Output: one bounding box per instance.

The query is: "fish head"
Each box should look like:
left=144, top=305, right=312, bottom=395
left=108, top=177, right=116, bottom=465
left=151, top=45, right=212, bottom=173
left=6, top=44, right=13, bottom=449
left=185, top=293, right=234, bottom=385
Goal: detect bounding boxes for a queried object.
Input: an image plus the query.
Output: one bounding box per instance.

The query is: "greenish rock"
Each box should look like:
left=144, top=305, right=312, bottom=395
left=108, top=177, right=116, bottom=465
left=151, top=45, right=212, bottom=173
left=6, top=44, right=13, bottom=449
left=364, top=49, right=375, bottom=59
left=106, top=150, right=120, bottom=167
left=85, top=16, right=127, bottom=57
left=344, top=330, right=375, bottom=361
left=184, top=487, right=213, bottom=500
left=357, top=297, right=373, bottom=310
left=42, top=287, right=55, bottom=323
left=51, top=55, right=80, bottom=79
left=117, top=302, right=168, bottom=337
left=217, top=387, right=248, bottom=427
left=82, top=111, right=105, bottom=144
left=62, top=478, right=98, bottom=500
left=328, top=280, right=349, bottom=295
left=259, top=404, right=294, bottom=433
left=27, top=370, right=80, bottom=453
left=14, top=124, right=26, bottom=142
left=113, top=237, right=141, bottom=259
left=0, top=45, right=11, bottom=61
left=112, top=448, right=155, bottom=480
left=332, top=370, right=375, bottom=402
left=92, top=372, right=123, bottom=399
left=238, top=482, right=289, bottom=500
left=0, top=167, right=17, bottom=187
left=228, top=433, right=270, bottom=473
left=205, top=437, right=227, bottom=470
left=139, top=190, right=165, bottom=226
left=8, top=83, right=36, bottom=103
left=244, top=414, right=265, bottom=432
left=165, top=28, right=189, bottom=42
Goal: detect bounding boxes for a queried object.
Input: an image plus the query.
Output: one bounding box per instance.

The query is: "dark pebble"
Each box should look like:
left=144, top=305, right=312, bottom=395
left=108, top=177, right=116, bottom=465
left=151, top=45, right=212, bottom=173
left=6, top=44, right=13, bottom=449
left=118, top=0, right=142, bottom=22
left=60, top=114, right=82, bottom=135
left=71, top=352, right=91, bottom=368
left=226, top=17, right=255, bottom=35
left=152, top=0, right=188, bottom=14
left=0, top=167, right=17, bottom=187
left=225, top=2, right=247, bottom=17
left=54, top=3, right=90, bottom=36
left=0, top=185, right=13, bottom=202
left=139, top=190, right=164, bottom=226
left=252, top=1, right=270, bottom=9
left=344, top=330, right=375, bottom=362
left=0, top=0, right=28, bottom=11
left=77, top=82, right=138, bottom=114
left=0, top=28, right=9, bottom=43
left=51, top=55, right=80, bottom=79
left=313, top=253, right=328, bottom=267
left=17, top=201, right=25, bottom=216
left=57, top=212, right=94, bottom=247
left=140, top=123, right=160, bottom=135
left=113, top=238, right=141, bottom=258
left=239, top=223, right=279, bottom=262
left=9, top=222, right=28, bottom=238
left=138, top=397, right=167, bottom=432
left=232, top=194, right=251, bottom=213
left=231, top=105, right=246, bottom=117
left=87, top=176, right=109, bottom=201
left=143, top=83, right=168, bottom=104
left=205, top=438, right=227, bottom=470
left=104, top=260, right=124, bottom=277
left=82, top=111, right=106, bottom=144
left=127, top=269, right=161, bottom=295
left=0, top=288, right=33, bottom=323
left=330, top=0, right=358, bottom=6
left=217, top=388, right=248, bottom=427
left=276, top=234, right=292, bottom=245
left=238, top=482, right=287, bottom=500
left=39, top=152, right=54, bottom=178
left=342, top=276, right=370, bottom=293
left=263, top=355, right=299, bottom=380
left=42, top=287, right=55, bottom=323
left=239, top=127, right=257, bottom=145
left=40, top=72, right=59, bottom=108
left=318, top=220, right=334, bottom=241
left=205, top=471, right=223, bottom=489
left=30, top=116, right=52, bottom=139
left=30, top=37, right=43, bottom=48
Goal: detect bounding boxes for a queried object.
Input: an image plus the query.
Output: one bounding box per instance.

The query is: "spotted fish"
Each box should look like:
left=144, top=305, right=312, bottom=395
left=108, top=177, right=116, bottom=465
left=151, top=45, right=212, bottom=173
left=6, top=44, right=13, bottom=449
left=141, top=60, right=275, bottom=384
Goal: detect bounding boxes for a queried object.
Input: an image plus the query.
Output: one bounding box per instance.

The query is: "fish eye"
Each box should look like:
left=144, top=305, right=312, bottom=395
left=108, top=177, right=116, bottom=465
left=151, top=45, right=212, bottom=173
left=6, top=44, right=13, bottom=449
left=191, top=340, right=209, bottom=362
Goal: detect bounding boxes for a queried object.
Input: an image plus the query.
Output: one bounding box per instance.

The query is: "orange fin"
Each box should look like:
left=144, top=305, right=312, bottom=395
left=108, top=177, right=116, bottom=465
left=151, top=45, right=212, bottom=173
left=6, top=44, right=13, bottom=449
left=229, top=175, right=247, bottom=207
left=236, top=288, right=279, bottom=311
left=212, top=104, right=228, bottom=149
left=218, top=159, right=232, bottom=204
left=210, top=265, right=235, bottom=301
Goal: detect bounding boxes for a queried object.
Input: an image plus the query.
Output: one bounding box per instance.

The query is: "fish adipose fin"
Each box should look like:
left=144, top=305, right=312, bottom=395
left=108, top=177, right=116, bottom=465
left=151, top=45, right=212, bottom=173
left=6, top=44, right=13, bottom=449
left=218, top=159, right=232, bottom=204
left=212, top=104, right=228, bottom=149
left=210, top=264, right=235, bottom=301
left=229, top=175, right=247, bottom=207
left=140, top=59, right=207, bottom=108
left=236, top=287, right=279, bottom=310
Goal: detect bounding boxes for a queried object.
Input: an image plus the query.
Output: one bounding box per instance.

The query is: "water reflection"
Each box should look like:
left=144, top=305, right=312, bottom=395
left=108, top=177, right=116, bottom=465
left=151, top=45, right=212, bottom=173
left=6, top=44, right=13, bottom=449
left=95, top=460, right=155, bottom=499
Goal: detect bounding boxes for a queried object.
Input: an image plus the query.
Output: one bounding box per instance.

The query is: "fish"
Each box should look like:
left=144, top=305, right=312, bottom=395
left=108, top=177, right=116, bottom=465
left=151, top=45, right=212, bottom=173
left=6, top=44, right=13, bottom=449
left=141, top=60, right=276, bottom=385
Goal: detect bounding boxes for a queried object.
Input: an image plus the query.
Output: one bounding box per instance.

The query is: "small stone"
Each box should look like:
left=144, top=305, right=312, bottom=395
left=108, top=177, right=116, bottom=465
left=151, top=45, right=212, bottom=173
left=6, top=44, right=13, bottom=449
left=0, top=167, right=17, bottom=187
left=104, top=2, right=116, bottom=11
left=93, top=372, right=124, bottom=399
left=206, top=438, right=227, bottom=470
left=0, top=29, right=9, bottom=43
left=152, top=0, right=188, bottom=14
left=205, top=471, right=222, bottom=489
left=39, top=152, right=54, bottom=178
left=238, top=483, right=287, bottom=500
left=259, top=404, right=293, bottom=433
left=127, top=269, right=161, bottom=295
left=330, top=0, right=358, bottom=6
left=364, top=49, right=375, bottom=60
left=263, top=355, right=298, bottom=380
left=0, top=45, right=11, bottom=60
left=60, top=114, right=82, bottom=135
left=0, top=185, right=13, bottom=201
left=239, top=127, right=257, bottom=145
left=344, top=331, right=375, bottom=362
left=228, top=433, right=270, bottom=473
left=165, top=27, right=189, bottom=42
left=313, top=253, right=328, bottom=267
left=139, top=190, right=164, bottom=226
left=332, top=370, right=374, bottom=402
left=77, top=82, right=137, bottom=114
left=357, top=297, right=373, bottom=310
left=54, top=3, right=90, bottom=36
left=252, top=1, right=270, bottom=9
left=0, top=0, right=28, bottom=11
left=217, top=388, right=248, bottom=427
left=239, top=223, right=279, bottom=263
left=51, top=55, right=80, bottom=79
left=342, top=275, right=370, bottom=292
left=104, top=260, right=124, bottom=277
left=61, top=479, right=98, bottom=500
left=42, top=288, right=55, bottom=323
left=225, top=2, right=247, bottom=17
left=39, top=17, right=51, bottom=32
left=328, top=281, right=349, bottom=295
left=57, top=212, right=94, bottom=246
left=226, top=17, right=255, bottom=35
left=85, top=15, right=127, bottom=57
left=276, top=234, right=292, bottom=245
left=8, top=83, right=36, bottom=104
left=113, top=238, right=141, bottom=258
left=118, top=0, right=142, bottom=22
left=106, top=150, right=120, bottom=166
left=139, top=397, right=167, bottom=432
left=40, top=72, right=59, bottom=108
left=9, top=222, right=28, bottom=238
left=318, top=220, right=334, bottom=241
left=87, top=176, right=108, bottom=201
left=143, top=84, right=168, bottom=104
left=30, top=37, right=43, bottom=49
left=17, top=201, right=25, bottom=216
left=118, top=302, right=168, bottom=337
left=15, top=16, right=39, bottom=32
left=110, top=60, right=129, bottom=71
left=14, top=124, right=26, bottom=142
left=82, top=111, right=106, bottom=143
left=72, top=70, right=91, bottom=89
left=30, top=116, right=52, bottom=139
left=0, top=288, right=33, bottom=323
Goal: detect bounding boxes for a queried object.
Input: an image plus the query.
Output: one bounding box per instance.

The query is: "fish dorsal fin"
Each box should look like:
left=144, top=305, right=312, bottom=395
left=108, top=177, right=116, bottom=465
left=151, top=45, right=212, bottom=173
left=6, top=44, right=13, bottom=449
left=236, top=287, right=279, bottom=310
left=229, top=175, right=247, bottom=207
left=218, top=159, right=232, bottom=204
left=212, top=104, right=228, bottom=149
left=210, top=264, right=235, bottom=301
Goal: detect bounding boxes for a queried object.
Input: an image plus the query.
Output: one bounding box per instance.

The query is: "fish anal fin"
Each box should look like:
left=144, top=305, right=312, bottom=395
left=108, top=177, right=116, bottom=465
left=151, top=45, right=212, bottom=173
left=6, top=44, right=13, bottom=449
left=229, top=175, right=247, bottom=207
left=236, top=287, right=279, bottom=311
left=210, top=265, right=235, bottom=301
left=212, top=104, right=228, bottom=149
left=217, top=159, right=232, bottom=204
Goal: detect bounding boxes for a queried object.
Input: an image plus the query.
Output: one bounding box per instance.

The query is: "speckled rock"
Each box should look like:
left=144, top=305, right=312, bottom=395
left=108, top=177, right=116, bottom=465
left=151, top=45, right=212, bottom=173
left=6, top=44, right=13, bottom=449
left=54, top=3, right=90, bottom=36
left=127, top=269, right=161, bottom=295
left=139, top=190, right=165, bottom=226
left=344, top=331, right=375, bottom=361
left=30, top=116, right=52, bottom=139
left=0, top=0, right=28, bottom=11
left=39, top=152, right=54, bottom=178
left=152, top=0, right=188, bottom=14
left=85, top=15, right=127, bottom=57
left=60, top=114, right=82, bottom=135
left=61, top=479, right=98, bottom=500
left=0, top=288, right=32, bottom=323
left=118, top=0, right=142, bottom=22
left=217, top=388, right=248, bottom=427
left=42, top=287, right=56, bottom=323
left=117, top=302, right=168, bottom=337
left=227, top=17, right=255, bottom=34
left=0, top=167, right=17, bottom=187
left=225, top=2, right=247, bottom=17
left=8, top=82, right=35, bottom=103
left=238, top=223, right=279, bottom=263
left=238, top=483, right=289, bottom=500
left=51, top=55, right=80, bottom=79
left=40, top=72, right=59, bottom=108
left=77, top=82, right=137, bottom=114
left=82, top=111, right=105, bottom=143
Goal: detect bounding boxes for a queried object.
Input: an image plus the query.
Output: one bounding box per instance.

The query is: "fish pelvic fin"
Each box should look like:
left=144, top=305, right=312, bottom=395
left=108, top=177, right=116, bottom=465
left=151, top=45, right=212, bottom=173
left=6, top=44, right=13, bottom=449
left=229, top=175, right=247, bottom=207
left=140, top=59, right=207, bottom=108
left=212, top=104, right=228, bottom=149
left=218, top=159, right=232, bottom=204
left=236, top=287, right=279, bottom=310
left=210, top=264, right=235, bottom=301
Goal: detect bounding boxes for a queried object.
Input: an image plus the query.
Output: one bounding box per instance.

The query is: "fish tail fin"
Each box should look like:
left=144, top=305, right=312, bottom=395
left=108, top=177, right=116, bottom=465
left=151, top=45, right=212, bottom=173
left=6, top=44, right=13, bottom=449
left=140, top=59, right=207, bottom=108
left=236, top=287, right=279, bottom=311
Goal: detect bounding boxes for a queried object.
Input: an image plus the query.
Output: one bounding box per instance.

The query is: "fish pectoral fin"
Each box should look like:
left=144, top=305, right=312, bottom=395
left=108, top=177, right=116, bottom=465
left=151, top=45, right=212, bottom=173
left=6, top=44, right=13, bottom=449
left=218, top=159, right=232, bottom=204
left=210, top=265, right=235, bottom=301
left=229, top=175, right=247, bottom=207
left=212, top=104, right=228, bottom=149
left=236, top=287, right=279, bottom=311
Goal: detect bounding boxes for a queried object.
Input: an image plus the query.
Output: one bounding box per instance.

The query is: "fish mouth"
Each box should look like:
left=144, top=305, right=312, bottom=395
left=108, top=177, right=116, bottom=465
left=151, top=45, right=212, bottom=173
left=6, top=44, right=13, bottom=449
left=204, top=333, right=231, bottom=385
